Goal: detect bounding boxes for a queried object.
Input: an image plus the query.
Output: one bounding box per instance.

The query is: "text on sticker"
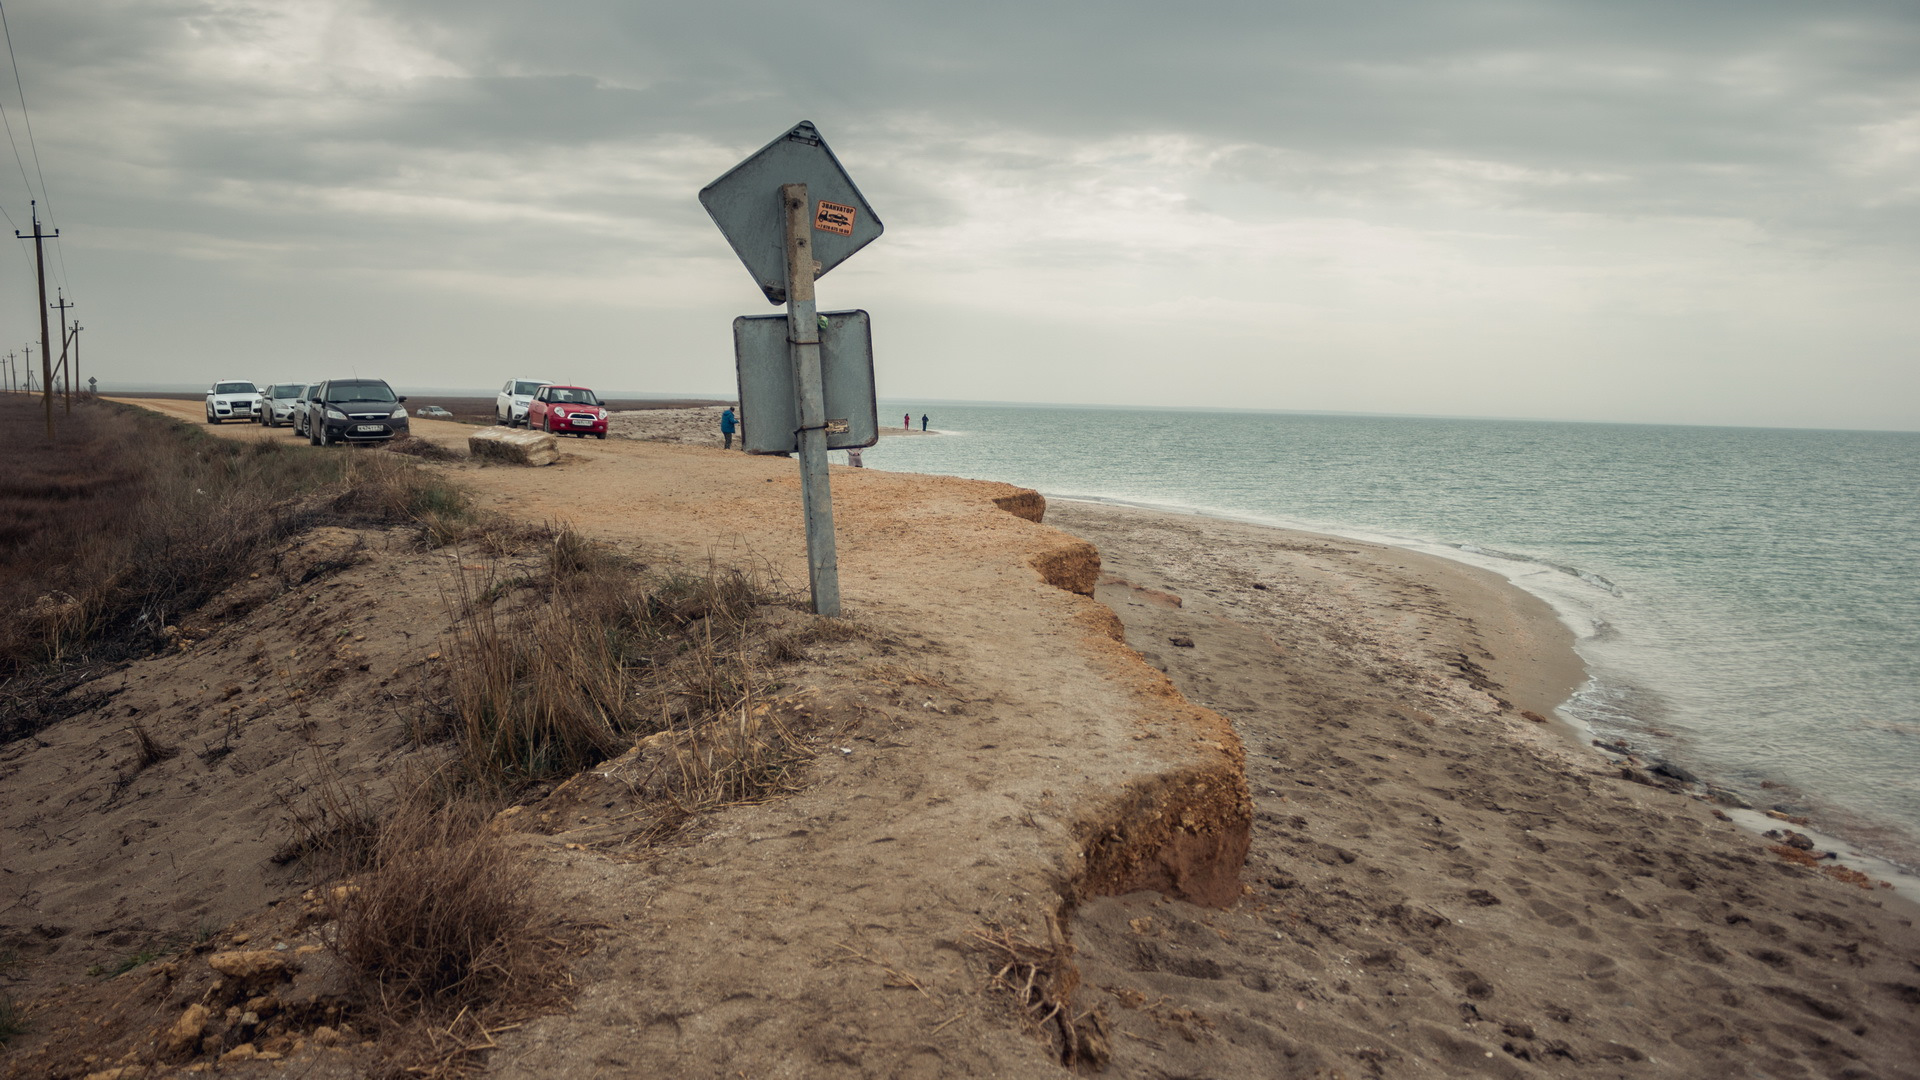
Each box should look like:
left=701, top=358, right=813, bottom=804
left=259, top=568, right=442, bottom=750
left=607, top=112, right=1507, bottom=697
left=814, top=200, right=857, bottom=236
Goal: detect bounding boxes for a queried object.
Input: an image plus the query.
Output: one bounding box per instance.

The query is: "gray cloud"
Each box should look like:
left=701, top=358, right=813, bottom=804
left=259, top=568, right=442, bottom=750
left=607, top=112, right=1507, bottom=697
left=1, top=0, right=1914, bottom=427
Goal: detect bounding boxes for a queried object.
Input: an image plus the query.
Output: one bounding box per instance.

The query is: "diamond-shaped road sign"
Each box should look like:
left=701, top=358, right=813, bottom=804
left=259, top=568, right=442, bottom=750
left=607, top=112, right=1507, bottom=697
left=699, top=121, right=884, bottom=304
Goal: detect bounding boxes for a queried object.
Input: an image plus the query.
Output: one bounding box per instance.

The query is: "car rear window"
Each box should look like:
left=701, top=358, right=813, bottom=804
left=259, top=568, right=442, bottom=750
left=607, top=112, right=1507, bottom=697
left=327, top=382, right=398, bottom=403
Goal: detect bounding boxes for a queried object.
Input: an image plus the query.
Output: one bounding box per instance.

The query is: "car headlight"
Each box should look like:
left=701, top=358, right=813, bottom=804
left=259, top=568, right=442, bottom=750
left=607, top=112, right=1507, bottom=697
left=390, top=407, right=407, bottom=419
left=326, top=408, right=347, bottom=420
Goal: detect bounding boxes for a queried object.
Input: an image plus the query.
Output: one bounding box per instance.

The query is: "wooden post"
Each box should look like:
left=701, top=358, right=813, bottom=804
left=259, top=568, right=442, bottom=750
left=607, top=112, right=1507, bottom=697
left=782, top=182, right=841, bottom=616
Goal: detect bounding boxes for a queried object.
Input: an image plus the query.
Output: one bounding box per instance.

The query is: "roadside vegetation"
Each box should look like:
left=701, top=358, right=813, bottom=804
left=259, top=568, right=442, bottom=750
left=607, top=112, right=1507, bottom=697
left=3, top=397, right=842, bottom=1076
left=0, top=395, right=472, bottom=741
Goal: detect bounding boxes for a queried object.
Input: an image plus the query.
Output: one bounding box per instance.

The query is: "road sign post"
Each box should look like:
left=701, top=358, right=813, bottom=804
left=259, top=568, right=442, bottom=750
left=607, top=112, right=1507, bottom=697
left=782, top=182, right=841, bottom=616
left=702, top=122, right=883, bottom=618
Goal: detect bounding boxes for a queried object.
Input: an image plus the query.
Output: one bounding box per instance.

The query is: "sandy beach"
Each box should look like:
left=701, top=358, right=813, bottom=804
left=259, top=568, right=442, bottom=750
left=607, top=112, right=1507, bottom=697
left=1048, top=500, right=1920, bottom=1078
left=3, top=402, right=1916, bottom=1078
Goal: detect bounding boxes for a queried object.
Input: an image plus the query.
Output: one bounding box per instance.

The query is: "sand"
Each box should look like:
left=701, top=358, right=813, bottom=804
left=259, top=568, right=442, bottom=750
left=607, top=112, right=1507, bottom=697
left=4, top=400, right=1916, bottom=1079
left=1047, top=500, right=1920, bottom=1078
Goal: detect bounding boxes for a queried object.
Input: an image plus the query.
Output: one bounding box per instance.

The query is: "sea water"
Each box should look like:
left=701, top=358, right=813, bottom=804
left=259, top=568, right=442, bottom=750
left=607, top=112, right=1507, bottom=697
left=862, top=404, right=1920, bottom=871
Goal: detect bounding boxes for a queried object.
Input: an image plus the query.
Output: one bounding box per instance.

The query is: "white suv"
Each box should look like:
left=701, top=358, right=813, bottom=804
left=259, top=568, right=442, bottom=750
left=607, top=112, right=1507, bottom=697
left=496, top=378, right=547, bottom=426
left=205, top=380, right=261, bottom=424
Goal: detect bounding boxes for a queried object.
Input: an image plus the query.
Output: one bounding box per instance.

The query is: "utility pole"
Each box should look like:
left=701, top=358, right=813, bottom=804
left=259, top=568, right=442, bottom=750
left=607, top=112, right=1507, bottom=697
left=51, top=289, right=74, bottom=414
left=3, top=350, right=12, bottom=393
left=16, top=201, right=59, bottom=435
left=71, top=321, right=82, bottom=398
left=22, top=345, right=34, bottom=393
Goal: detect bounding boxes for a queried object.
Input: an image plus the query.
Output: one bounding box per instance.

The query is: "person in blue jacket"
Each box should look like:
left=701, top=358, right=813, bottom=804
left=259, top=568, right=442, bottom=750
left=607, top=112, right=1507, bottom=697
left=720, top=407, right=737, bottom=449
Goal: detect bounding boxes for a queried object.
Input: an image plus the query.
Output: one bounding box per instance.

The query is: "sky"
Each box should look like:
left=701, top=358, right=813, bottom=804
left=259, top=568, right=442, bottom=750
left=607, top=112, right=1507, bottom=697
left=0, top=0, right=1916, bottom=430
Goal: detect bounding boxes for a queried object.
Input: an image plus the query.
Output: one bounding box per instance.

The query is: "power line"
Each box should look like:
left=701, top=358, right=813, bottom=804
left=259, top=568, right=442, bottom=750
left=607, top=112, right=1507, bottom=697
left=0, top=2, right=65, bottom=291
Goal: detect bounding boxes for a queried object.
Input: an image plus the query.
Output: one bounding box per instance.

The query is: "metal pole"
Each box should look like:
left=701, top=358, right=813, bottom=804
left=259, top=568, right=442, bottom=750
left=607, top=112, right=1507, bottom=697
left=781, top=182, right=841, bottom=617
left=72, top=322, right=81, bottom=399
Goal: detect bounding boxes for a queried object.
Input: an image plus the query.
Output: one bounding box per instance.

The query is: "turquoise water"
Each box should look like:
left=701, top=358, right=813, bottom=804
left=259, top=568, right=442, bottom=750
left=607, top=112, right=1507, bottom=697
left=863, top=405, right=1920, bottom=869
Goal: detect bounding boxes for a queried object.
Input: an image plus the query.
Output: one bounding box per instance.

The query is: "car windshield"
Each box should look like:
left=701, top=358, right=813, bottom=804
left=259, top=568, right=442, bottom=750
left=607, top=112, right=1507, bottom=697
left=328, top=381, right=397, bottom=403
left=513, top=380, right=544, bottom=396
left=302, top=385, right=318, bottom=397
left=272, top=385, right=301, bottom=398
left=548, top=388, right=601, bottom=406
left=215, top=382, right=256, bottom=394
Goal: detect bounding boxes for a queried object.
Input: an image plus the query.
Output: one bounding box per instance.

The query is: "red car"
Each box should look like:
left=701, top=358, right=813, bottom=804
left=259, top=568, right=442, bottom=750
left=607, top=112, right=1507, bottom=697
left=526, top=384, right=610, bottom=439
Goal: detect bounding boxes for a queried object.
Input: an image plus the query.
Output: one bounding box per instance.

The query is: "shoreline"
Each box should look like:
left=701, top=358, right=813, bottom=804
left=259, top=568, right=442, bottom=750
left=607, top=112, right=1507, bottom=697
left=1035, top=490, right=1920, bottom=890
left=1045, top=497, right=1920, bottom=1077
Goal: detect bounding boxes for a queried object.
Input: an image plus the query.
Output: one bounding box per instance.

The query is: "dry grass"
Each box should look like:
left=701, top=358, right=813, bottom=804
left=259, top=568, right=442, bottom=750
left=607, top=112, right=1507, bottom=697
left=272, top=751, right=385, bottom=872
left=0, top=396, right=480, bottom=742
left=443, top=528, right=766, bottom=790
left=328, top=792, right=572, bottom=1078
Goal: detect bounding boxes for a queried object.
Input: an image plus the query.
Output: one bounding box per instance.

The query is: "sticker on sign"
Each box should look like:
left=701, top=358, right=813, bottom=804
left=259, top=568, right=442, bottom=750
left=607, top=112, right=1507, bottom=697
left=699, top=121, right=884, bottom=305
left=814, top=201, right=857, bottom=236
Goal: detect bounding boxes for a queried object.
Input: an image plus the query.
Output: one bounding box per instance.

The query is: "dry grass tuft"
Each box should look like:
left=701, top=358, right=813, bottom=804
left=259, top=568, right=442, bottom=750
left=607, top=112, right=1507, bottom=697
left=444, top=528, right=769, bottom=790
left=637, top=699, right=810, bottom=838
left=328, top=792, right=572, bottom=1078
left=272, top=753, right=384, bottom=871
left=127, top=720, right=175, bottom=768
left=331, top=796, right=543, bottom=1007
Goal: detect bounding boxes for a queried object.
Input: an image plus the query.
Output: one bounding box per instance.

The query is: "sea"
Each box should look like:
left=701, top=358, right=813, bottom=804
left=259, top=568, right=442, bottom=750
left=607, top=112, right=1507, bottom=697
left=862, top=403, right=1920, bottom=876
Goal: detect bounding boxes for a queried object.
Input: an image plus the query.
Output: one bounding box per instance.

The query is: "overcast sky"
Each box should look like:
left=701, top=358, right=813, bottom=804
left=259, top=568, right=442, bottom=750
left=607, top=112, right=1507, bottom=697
left=2, top=0, right=1916, bottom=430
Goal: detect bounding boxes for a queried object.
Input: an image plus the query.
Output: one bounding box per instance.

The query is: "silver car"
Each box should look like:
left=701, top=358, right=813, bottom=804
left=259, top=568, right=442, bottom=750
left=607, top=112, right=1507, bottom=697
left=257, top=383, right=303, bottom=427
left=291, top=383, right=321, bottom=437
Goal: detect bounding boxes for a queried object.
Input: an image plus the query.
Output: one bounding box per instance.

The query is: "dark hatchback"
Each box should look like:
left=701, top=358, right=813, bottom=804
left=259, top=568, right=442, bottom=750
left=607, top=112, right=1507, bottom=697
left=308, top=378, right=411, bottom=446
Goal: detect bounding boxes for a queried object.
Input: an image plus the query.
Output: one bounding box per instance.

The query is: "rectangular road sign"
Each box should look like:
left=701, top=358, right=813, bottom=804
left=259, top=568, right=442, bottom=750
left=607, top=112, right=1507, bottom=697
left=700, top=122, right=884, bottom=304
left=733, top=309, right=877, bottom=453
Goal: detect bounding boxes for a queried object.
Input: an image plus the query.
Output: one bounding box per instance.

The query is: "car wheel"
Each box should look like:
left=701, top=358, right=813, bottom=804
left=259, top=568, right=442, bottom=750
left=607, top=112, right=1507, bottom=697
left=594, top=432, right=606, bottom=440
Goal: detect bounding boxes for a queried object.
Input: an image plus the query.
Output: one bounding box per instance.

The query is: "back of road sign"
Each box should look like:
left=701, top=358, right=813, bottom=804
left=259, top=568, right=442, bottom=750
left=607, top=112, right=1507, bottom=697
left=700, top=122, right=884, bottom=305
left=733, top=310, right=878, bottom=453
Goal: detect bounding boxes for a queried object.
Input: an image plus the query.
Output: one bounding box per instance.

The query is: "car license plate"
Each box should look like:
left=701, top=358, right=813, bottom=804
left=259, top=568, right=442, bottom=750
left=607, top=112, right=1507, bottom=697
left=355, top=424, right=384, bottom=433
left=571, top=416, right=592, bottom=425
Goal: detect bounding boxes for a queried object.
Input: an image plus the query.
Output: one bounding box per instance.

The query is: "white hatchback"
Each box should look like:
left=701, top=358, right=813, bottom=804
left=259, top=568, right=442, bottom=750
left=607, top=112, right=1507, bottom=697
left=205, top=380, right=261, bottom=424
left=496, top=378, right=547, bottom=426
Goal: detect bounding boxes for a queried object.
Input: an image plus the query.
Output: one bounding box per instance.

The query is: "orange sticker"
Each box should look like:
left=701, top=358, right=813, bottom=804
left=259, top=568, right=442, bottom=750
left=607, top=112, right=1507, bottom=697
left=814, top=200, right=857, bottom=236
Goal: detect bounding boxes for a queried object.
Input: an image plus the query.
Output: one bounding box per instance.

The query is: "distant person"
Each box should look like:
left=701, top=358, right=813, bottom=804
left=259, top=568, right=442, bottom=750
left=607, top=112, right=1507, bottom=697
left=920, top=413, right=929, bottom=432
left=719, top=407, right=737, bottom=450
left=904, top=412, right=911, bottom=432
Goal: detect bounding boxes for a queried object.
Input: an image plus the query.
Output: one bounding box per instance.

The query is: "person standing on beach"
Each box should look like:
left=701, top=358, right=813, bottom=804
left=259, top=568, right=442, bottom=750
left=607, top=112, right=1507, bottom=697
left=904, top=412, right=911, bottom=432
left=719, top=407, right=737, bottom=450
left=920, top=413, right=929, bottom=432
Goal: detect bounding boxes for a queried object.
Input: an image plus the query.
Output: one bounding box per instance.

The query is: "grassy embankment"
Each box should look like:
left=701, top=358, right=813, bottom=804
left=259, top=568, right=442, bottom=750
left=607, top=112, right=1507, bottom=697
left=1, top=396, right=828, bottom=1068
